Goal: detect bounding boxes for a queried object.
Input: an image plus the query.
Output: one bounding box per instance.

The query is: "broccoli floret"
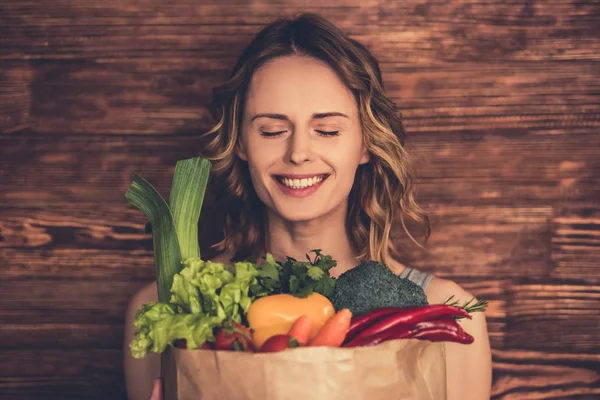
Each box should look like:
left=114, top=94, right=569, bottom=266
left=331, top=261, right=428, bottom=316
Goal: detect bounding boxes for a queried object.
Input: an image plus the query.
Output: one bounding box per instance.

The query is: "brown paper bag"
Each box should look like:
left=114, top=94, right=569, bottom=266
left=161, top=339, right=447, bottom=400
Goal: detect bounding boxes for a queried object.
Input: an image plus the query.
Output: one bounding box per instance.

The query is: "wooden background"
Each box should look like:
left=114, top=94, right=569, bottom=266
left=1, top=1, right=599, bottom=399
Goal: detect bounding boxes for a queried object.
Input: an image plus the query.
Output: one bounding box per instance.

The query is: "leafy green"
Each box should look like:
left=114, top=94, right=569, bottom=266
left=219, top=261, right=259, bottom=321
left=130, top=302, right=177, bottom=358
left=169, top=157, right=211, bottom=260
left=250, top=249, right=337, bottom=299
left=307, top=266, right=324, bottom=280
left=133, top=309, right=221, bottom=356
left=125, top=176, right=182, bottom=303
left=249, top=253, right=282, bottom=297
left=130, top=257, right=261, bottom=358
left=125, top=157, right=211, bottom=303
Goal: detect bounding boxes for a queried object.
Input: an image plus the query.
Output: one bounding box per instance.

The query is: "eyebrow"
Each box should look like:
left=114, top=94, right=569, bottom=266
left=251, top=112, right=349, bottom=122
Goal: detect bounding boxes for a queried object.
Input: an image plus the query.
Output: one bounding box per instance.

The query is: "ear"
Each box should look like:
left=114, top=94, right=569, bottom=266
left=236, top=140, right=248, bottom=161
left=359, top=146, right=370, bottom=165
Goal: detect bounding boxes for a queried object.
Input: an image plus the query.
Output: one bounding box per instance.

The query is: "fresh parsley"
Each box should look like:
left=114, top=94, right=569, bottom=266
left=251, top=249, right=337, bottom=300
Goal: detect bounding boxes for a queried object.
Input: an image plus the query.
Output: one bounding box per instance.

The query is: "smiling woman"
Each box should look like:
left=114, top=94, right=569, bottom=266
left=124, top=12, right=491, bottom=400
left=237, top=55, right=370, bottom=223
left=199, top=15, right=430, bottom=267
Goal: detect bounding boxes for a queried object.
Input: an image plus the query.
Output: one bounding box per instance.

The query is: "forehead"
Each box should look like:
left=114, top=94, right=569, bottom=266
left=245, top=55, right=357, bottom=116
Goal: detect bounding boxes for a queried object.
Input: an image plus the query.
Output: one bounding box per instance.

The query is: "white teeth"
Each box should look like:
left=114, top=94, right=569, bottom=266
left=280, top=175, right=324, bottom=189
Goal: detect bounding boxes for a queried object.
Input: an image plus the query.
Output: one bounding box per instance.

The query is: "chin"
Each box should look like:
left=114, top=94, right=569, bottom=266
left=273, top=201, right=342, bottom=223
left=278, top=208, right=324, bottom=223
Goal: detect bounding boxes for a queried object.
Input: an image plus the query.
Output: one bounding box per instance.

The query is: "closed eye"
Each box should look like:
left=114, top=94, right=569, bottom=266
left=317, top=130, right=340, bottom=137
left=260, top=130, right=340, bottom=137
left=260, top=130, right=286, bottom=137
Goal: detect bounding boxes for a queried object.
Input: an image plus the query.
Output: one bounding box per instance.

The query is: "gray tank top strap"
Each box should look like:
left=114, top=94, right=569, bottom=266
left=399, top=267, right=434, bottom=291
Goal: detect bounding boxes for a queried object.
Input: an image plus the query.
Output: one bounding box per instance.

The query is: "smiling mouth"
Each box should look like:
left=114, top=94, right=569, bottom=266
left=274, top=174, right=330, bottom=190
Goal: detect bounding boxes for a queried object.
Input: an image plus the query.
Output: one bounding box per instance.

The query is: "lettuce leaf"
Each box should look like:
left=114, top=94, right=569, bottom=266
left=219, top=261, right=258, bottom=321
left=130, top=257, right=260, bottom=358
left=130, top=302, right=176, bottom=358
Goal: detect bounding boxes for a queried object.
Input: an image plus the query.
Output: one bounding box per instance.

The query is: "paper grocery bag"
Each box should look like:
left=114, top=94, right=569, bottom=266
left=161, top=339, right=447, bottom=400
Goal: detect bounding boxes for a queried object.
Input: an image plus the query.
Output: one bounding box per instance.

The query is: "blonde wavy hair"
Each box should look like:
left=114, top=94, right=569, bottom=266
left=200, top=13, right=430, bottom=265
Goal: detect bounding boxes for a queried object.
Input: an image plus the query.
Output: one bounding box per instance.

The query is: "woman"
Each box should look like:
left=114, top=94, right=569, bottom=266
left=124, top=13, right=492, bottom=400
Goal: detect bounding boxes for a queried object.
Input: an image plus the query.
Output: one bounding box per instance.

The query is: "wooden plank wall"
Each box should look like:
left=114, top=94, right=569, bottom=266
left=1, top=1, right=599, bottom=399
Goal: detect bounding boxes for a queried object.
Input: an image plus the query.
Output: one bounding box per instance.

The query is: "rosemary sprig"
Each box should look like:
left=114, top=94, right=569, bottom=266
left=442, top=294, right=489, bottom=319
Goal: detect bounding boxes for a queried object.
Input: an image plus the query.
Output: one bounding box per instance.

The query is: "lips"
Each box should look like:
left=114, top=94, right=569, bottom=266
left=274, top=174, right=330, bottom=190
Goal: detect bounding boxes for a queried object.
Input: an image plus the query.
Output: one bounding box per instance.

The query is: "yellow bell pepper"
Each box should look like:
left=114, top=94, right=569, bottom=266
left=247, top=293, right=336, bottom=348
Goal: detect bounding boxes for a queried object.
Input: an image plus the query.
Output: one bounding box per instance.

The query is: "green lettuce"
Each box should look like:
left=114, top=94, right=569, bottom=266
left=130, top=302, right=176, bottom=358
left=130, top=257, right=261, bottom=358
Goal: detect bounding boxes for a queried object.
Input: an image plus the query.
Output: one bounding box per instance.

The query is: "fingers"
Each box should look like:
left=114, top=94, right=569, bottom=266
left=148, top=378, right=163, bottom=400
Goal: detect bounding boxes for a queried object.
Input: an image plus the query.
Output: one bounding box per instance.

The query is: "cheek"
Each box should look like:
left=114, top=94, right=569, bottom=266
left=327, top=141, right=364, bottom=172
left=324, top=155, right=359, bottom=190
left=248, top=144, right=278, bottom=175
left=244, top=142, right=278, bottom=193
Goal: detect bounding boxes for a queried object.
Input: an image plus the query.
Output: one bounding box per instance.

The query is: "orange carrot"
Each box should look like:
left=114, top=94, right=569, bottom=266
left=308, top=309, right=353, bottom=347
left=287, top=315, right=314, bottom=345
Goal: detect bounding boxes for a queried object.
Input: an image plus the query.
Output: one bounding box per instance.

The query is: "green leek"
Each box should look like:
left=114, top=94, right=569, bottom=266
left=125, top=157, right=211, bottom=302
left=169, top=157, right=211, bottom=261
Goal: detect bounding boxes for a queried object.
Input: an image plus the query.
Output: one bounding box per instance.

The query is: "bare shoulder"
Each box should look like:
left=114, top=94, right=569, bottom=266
left=124, top=281, right=160, bottom=400
left=425, top=277, right=492, bottom=400
left=424, top=276, right=474, bottom=306
left=135, top=280, right=158, bottom=304
left=387, top=258, right=475, bottom=308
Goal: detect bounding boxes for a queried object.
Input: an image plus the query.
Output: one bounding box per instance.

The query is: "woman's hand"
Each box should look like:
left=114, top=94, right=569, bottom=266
left=148, top=378, right=163, bottom=400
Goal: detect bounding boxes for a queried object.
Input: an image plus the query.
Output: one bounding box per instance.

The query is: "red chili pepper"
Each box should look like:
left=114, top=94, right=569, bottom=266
left=412, top=328, right=474, bottom=344
left=344, top=317, right=472, bottom=347
left=345, top=307, right=420, bottom=342
left=348, top=305, right=471, bottom=343
left=411, top=318, right=473, bottom=344
left=387, top=318, right=473, bottom=344
left=411, top=318, right=461, bottom=333
left=343, top=324, right=419, bottom=347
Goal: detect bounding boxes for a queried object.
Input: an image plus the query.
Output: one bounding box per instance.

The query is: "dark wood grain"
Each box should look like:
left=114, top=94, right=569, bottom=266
left=505, top=282, right=600, bottom=352
left=0, top=203, right=152, bottom=249
left=551, top=204, right=600, bottom=282
left=0, top=202, right=222, bottom=255
left=0, top=61, right=32, bottom=134
left=491, top=349, right=600, bottom=399
left=0, top=279, right=145, bottom=325
left=0, top=324, right=123, bottom=350
left=393, top=203, right=554, bottom=279
left=409, top=132, right=600, bottom=205
left=1, top=248, right=155, bottom=280
left=0, top=135, right=213, bottom=205
left=0, top=349, right=126, bottom=400
left=1, top=1, right=599, bottom=63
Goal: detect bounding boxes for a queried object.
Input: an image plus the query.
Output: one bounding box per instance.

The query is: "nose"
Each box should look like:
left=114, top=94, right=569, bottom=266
left=286, top=131, right=314, bottom=165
